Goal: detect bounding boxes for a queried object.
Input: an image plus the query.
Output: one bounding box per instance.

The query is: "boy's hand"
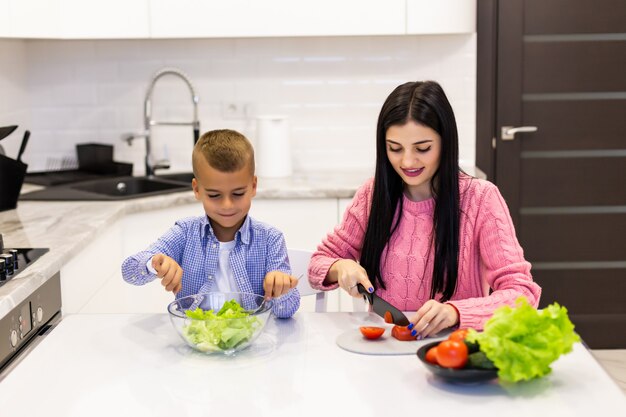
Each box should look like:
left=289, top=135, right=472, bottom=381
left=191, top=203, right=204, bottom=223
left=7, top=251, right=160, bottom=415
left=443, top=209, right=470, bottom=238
left=151, top=253, right=183, bottom=294
left=263, top=271, right=299, bottom=300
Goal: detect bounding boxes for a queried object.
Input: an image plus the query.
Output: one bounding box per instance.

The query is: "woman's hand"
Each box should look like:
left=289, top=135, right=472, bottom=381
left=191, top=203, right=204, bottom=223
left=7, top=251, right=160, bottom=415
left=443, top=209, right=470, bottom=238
left=408, top=300, right=459, bottom=339
left=152, top=253, right=183, bottom=294
left=327, top=259, right=374, bottom=297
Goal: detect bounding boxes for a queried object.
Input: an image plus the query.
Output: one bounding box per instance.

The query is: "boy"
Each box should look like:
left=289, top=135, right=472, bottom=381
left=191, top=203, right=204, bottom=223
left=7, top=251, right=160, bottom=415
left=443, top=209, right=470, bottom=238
left=121, top=129, right=300, bottom=318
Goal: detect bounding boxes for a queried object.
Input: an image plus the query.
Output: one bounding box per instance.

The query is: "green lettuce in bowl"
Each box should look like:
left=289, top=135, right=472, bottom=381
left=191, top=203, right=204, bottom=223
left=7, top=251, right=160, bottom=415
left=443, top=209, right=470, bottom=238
left=466, top=297, right=580, bottom=383
left=168, top=293, right=272, bottom=355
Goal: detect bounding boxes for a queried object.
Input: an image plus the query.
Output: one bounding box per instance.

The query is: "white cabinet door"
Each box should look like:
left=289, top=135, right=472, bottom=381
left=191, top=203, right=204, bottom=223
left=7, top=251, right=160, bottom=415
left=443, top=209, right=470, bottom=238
left=60, top=221, right=123, bottom=314
left=6, top=0, right=149, bottom=39
left=406, top=0, right=476, bottom=34
left=250, top=198, right=341, bottom=312
left=7, top=0, right=60, bottom=38
left=79, top=200, right=341, bottom=314
left=150, top=0, right=405, bottom=38
left=250, top=198, right=337, bottom=251
left=0, top=0, right=10, bottom=37
left=58, top=0, right=150, bottom=39
left=80, top=204, right=199, bottom=314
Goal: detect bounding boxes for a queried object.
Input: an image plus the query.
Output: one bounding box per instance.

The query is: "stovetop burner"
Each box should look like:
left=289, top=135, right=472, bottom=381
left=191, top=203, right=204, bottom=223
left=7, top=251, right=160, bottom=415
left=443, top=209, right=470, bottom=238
left=0, top=248, right=49, bottom=287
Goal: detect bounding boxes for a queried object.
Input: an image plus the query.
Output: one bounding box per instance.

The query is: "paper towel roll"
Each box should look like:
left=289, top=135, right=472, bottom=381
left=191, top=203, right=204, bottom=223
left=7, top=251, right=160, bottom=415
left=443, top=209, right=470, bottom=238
left=255, top=115, right=292, bottom=178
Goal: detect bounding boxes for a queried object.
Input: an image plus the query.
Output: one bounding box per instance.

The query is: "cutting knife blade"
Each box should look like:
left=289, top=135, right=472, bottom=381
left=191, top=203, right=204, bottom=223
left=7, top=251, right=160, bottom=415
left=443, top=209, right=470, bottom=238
left=357, top=284, right=410, bottom=326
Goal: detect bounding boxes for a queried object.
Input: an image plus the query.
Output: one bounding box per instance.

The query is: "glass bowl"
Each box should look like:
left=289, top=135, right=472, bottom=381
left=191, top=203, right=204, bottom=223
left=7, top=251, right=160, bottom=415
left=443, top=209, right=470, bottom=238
left=167, top=292, right=273, bottom=355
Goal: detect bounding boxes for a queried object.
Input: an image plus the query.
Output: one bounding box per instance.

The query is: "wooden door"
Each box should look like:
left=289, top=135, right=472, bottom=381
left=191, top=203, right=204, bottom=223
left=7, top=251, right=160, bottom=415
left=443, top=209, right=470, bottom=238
left=477, top=0, right=626, bottom=348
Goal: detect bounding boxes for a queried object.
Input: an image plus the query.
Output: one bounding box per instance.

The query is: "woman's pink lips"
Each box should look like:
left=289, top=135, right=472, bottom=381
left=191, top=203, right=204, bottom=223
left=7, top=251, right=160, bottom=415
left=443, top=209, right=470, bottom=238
left=402, top=167, right=424, bottom=177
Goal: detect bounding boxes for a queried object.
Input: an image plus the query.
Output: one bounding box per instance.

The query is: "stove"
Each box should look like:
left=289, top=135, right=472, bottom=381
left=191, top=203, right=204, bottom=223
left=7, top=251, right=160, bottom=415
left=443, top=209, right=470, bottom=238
left=0, top=248, right=50, bottom=287
left=0, top=237, right=61, bottom=378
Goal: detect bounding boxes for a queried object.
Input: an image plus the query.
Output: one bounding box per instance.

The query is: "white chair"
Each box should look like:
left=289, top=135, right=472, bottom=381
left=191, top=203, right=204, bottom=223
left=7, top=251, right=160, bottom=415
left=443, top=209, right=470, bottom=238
left=288, top=248, right=368, bottom=313
left=288, top=248, right=328, bottom=312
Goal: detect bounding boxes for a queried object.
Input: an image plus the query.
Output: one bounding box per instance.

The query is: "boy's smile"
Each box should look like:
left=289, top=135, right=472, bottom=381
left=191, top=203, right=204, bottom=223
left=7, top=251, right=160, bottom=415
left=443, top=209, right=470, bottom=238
left=192, top=157, right=257, bottom=242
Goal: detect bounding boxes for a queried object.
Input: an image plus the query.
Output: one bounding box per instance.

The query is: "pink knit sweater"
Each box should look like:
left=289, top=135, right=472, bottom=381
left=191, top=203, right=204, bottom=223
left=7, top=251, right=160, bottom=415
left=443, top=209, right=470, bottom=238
left=308, top=175, right=541, bottom=330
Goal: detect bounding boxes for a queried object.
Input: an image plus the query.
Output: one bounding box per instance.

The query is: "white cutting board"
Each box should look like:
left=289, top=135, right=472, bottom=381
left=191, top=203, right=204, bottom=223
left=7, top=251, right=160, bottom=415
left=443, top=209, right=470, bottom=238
left=336, top=327, right=450, bottom=356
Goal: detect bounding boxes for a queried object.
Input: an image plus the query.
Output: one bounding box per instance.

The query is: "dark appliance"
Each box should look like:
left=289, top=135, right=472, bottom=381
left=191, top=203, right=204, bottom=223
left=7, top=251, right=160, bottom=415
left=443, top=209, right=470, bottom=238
left=0, top=239, right=61, bottom=379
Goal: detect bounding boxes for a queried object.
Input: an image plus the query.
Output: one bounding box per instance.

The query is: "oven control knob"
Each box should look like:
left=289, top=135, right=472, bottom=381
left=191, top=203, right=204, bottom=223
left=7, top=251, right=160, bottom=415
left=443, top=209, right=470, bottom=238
left=36, top=307, right=44, bottom=323
left=10, top=329, right=18, bottom=347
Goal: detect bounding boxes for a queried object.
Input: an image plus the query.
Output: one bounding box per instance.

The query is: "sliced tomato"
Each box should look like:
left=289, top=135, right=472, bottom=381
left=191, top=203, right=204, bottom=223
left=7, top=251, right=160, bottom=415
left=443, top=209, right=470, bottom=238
left=391, top=325, right=417, bottom=341
left=436, top=340, right=468, bottom=369
left=425, top=346, right=439, bottom=365
left=359, top=326, right=385, bottom=340
left=384, top=311, right=393, bottom=324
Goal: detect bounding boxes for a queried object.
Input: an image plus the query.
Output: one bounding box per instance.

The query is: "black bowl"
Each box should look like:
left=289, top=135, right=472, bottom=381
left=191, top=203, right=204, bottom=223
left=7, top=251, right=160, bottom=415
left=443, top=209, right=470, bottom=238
left=416, top=341, right=499, bottom=383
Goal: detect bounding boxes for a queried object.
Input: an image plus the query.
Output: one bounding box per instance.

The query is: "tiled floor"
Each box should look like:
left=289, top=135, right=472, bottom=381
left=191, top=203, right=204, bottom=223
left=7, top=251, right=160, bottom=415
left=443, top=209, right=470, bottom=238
left=592, top=349, right=626, bottom=393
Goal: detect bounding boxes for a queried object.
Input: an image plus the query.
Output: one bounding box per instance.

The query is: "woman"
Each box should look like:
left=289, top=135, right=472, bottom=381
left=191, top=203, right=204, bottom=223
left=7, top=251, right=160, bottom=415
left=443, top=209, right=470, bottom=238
left=308, top=81, right=541, bottom=338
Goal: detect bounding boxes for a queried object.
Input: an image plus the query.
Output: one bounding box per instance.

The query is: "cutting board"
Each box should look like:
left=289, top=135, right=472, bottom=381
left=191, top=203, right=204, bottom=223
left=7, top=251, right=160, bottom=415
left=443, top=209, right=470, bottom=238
left=336, top=327, right=450, bottom=356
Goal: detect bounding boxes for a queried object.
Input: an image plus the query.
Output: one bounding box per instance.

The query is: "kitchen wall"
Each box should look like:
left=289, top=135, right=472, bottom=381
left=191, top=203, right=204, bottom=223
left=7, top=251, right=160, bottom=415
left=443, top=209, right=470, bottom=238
left=0, top=34, right=476, bottom=175
left=0, top=39, right=28, bottom=155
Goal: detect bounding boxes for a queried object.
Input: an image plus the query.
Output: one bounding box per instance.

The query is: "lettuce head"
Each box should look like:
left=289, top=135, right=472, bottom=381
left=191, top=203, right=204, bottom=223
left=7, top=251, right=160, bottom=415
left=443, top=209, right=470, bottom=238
left=466, top=297, right=580, bottom=383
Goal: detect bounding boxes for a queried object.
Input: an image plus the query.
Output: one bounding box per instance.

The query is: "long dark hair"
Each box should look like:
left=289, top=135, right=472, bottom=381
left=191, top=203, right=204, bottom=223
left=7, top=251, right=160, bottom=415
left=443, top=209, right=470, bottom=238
left=359, top=81, right=460, bottom=302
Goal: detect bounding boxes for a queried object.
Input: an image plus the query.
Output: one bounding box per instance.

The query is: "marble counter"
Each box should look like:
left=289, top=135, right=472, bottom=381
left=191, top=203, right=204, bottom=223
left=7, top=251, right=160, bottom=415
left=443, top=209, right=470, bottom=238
left=0, top=166, right=485, bottom=319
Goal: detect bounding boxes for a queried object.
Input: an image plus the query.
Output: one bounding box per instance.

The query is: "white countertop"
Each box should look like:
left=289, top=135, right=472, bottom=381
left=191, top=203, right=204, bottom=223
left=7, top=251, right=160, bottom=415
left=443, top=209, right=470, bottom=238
left=0, top=167, right=484, bottom=319
left=0, top=312, right=623, bottom=416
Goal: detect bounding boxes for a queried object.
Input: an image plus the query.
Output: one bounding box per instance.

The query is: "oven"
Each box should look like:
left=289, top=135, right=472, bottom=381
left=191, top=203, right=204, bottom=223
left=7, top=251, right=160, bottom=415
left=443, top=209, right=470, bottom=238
left=0, top=247, right=62, bottom=381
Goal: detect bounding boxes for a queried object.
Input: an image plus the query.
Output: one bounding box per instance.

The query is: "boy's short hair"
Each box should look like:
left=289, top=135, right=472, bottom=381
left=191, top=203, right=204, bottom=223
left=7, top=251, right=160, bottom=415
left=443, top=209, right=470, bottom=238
left=192, top=129, right=255, bottom=175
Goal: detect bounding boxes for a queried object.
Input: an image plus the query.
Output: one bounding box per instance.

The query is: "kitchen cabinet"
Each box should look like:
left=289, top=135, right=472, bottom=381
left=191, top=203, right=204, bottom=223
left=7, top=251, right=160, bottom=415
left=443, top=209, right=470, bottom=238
left=4, top=0, right=149, bottom=39
left=0, top=1, right=10, bottom=37
left=57, top=0, right=150, bottom=39
left=150, top=0, right=406, bottom=38
left=59, top=220, right=123, bottom=314
left=5, top=0, right=59, bottom=38
left=71, top=199, right=346, bottom=314
left=1, top=0, right=476, bottom=39
left=250, top=198, right=337, bottom=251
left=406, top=0, right=476, bottom=34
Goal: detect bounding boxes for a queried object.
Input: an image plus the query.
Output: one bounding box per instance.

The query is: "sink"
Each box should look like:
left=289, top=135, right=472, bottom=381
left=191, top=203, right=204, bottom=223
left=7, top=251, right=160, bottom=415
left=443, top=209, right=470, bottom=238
left=20, top=176, right=191, bottom=201
left=71, top=177, right=189, bottom=197
left=155, top=172, right=195, bottom=184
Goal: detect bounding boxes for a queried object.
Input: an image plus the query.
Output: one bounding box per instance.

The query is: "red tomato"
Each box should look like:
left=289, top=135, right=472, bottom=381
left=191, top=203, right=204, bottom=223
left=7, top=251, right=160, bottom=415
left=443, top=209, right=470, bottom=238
left=391, top=325, right=417, bottom=341
left=359, top=326, right=385, bottom=340
left=425, top=346, right=439, bottom=365
left=448, top=329, right=469, bottom=342
left=384, top=311, right=393, bottom=324
left=436, top=340, right=468, bottom=369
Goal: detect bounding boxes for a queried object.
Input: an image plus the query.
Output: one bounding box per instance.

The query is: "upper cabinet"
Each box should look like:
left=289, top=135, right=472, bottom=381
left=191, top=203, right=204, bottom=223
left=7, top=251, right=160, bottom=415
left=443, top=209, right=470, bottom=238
left=57, top=0, right=149, bottom=39
left=5, top=0, right=60, bottom=38
left=150, top=0, right=406, bottom=38
left=407, top=0, right=476, bottom=34
left=4, top=0, right=149, bottom=39
left=0, top=1, right=9, bottom=37
left=0, top=0, right=475, bottom=40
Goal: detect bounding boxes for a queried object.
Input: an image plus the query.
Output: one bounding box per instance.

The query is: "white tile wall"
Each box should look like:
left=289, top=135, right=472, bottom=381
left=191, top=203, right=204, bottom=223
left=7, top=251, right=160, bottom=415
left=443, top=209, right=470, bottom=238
left=0, top=34, right=476, bottom=174
left=0, top=39, right=28, bottom=159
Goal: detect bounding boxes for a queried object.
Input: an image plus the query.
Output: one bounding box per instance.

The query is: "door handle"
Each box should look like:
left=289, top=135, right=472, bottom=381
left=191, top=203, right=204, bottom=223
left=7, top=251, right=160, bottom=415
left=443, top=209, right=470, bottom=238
left=501, top=126, right=538, bottom=141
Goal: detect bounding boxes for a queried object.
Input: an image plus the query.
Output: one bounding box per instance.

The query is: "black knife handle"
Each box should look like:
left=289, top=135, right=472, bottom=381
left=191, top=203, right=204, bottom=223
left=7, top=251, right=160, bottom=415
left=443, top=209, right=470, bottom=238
left=357, top=284, right=372, bottom=304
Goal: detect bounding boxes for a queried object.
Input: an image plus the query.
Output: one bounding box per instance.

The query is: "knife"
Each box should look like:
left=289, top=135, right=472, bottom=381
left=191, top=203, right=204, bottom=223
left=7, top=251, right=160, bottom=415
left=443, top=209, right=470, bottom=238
left=357, top=284, right=410, bottom=326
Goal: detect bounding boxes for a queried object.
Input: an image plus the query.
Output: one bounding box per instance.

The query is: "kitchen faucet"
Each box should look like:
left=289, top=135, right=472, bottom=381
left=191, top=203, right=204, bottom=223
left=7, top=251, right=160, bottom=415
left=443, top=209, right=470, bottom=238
left=123, top=67, right=200, bottom=176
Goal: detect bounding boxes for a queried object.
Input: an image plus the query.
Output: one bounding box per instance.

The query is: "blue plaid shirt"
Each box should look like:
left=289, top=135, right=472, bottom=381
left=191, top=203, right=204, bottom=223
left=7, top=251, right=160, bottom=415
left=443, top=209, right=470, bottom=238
left=121, top=214, right=300, bottom=318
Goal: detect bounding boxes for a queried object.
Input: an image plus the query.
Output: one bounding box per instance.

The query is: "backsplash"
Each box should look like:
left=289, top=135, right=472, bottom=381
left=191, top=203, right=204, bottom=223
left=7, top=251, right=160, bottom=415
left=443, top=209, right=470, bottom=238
left=0, top=35, right=476, bottom=175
